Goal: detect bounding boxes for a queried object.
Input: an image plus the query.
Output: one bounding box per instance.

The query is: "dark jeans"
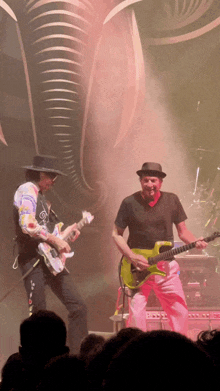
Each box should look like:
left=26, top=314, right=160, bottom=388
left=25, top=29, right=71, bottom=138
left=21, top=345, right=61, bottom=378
left=19, top=256, right=88, bottom=354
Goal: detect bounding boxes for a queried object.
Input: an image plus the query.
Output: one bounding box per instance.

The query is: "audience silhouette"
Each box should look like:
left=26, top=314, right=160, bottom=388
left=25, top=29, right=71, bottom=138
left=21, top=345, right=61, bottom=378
left=0, top=311, right=217, bottom=391
left=79, top=333, right=105, bottom=367
left=1, top=310, right=69, bottom=391
left=196, top=329, right=220, bottom=366
left=37, top=354, right=88, bottom=391
left=0, top=353, right=24, bottom=391
left=102, top=329, right=216, bottom=391
left=86, top=327, right=144, bottom=390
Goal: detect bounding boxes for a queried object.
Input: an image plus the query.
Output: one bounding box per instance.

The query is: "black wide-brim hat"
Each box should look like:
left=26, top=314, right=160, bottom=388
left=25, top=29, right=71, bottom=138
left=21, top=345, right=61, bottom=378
left=136, top=162, right=166, bottom=178
left=22, top=155, right=67, bottom=176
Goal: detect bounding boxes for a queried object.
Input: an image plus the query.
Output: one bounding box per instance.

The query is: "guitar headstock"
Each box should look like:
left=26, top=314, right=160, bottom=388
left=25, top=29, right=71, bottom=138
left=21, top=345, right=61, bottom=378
left=211, top=231, right=220, bottom=239
left=82, top=211, right=94, bottom=224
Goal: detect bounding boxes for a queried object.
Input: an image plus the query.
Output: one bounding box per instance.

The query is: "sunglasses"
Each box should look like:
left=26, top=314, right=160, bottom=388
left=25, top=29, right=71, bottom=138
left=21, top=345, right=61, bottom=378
left=46, top=172, right=58, bottom=182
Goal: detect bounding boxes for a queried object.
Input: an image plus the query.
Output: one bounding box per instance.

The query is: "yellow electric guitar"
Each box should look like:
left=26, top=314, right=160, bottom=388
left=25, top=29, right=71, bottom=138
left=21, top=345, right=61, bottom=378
left=120, top=232, right=220, bottom=289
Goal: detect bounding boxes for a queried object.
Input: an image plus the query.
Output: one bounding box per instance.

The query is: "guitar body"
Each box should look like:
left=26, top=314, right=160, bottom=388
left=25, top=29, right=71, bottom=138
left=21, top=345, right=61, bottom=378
left=38, top=242, right=73, bottom=276
left=38, top=211, right=94, bottom=276
left=120, top=242, right=173, bottom=289
left=120, top=232, right=220, bottom=289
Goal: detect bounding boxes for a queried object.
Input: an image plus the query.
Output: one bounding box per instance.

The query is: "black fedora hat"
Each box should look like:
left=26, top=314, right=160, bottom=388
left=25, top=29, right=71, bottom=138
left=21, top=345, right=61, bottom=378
left=136, top=162, right=166, bottom=178
left=22, top=155, right=67, bottom=176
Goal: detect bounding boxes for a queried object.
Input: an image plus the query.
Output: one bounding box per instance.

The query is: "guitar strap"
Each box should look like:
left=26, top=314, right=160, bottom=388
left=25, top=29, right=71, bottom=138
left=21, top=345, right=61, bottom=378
left=49, top=208, right=60, bottom=224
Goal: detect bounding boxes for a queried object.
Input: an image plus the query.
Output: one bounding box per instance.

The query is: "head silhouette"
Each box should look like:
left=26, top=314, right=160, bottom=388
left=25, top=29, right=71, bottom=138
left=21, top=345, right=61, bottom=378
left=19, top=310, right=69, bottom=364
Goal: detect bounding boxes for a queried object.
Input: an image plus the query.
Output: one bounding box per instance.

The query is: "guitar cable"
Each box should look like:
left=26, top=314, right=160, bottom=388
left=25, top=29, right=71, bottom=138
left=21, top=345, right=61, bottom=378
left=117, top=257, right=133, bottom=328
left=0, top=258, right=41, bottom=304
left=118, top=257, right=132, bottom=297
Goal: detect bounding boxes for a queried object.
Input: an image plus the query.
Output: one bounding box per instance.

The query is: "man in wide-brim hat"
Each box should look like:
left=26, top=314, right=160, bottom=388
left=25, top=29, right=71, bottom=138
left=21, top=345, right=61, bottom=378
left=112, top=162, right=207, bottom=335
left=22, top=154, right=67, bottom=176
left=13, top=155, right=88, bottom=354
left=22, top=155, right=67, bottom=193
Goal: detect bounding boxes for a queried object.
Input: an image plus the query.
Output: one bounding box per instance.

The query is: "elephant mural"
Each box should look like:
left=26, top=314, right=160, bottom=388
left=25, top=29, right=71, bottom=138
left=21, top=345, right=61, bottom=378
left=1, top=0, right=220, bottom=369
left=0, top=0, right=145, bottom=214
left=2, top=0, right=218, bottom=214
left=0, top=1, right=147, bottom=364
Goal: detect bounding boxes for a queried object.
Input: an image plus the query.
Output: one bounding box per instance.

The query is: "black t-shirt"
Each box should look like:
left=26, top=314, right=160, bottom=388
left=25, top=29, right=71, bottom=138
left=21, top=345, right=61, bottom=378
left=115, top=191, right=187, bottom=249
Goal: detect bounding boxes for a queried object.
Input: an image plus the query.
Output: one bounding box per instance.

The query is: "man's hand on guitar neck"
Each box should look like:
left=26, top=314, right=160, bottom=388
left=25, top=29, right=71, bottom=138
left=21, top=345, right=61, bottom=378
left=176, top=222, right=208, bottom=250
left=61, top=223, right=80, bottom=243
left=195, top=237, right=208, bottom=249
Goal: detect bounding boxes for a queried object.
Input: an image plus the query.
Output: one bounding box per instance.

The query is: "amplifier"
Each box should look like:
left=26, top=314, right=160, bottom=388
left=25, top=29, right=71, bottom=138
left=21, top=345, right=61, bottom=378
left=145, top=309, right=220, bottom=340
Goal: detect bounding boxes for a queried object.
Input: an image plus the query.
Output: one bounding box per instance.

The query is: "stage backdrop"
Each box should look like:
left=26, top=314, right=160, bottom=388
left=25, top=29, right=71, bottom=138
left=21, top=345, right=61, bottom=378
left=1, top=0, right=220, bottom=368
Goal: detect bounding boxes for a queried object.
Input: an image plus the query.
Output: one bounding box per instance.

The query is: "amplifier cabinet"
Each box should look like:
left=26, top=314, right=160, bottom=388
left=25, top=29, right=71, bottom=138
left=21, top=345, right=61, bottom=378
left=145, top=309, right=220, bottom=340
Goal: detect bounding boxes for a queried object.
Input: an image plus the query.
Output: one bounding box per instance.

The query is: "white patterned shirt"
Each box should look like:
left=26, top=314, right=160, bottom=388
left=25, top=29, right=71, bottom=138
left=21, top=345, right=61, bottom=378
left=14, top=182, right=49, bottom=240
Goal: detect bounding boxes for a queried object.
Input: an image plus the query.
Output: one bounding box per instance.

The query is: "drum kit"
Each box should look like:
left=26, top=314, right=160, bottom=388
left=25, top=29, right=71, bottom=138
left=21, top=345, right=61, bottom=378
left=179, top=147, right=220, bottom=307
left=185, top=147, right=220, bottom=249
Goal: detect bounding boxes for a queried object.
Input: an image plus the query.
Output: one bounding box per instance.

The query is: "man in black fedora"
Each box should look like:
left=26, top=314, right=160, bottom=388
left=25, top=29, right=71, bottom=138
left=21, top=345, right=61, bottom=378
left=112, top=162, right=207, bottom=335
left=13, top=155, right=88, bottom=354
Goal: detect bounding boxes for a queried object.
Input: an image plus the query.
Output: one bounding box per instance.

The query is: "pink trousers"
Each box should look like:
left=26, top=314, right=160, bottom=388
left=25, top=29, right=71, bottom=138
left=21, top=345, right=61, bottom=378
left=127, top=261, right=188, bottom=335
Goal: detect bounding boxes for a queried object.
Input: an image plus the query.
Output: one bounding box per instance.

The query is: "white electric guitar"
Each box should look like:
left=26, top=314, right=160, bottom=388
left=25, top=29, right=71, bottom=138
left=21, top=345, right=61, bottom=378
left=38, top=211, right=94, bottom=276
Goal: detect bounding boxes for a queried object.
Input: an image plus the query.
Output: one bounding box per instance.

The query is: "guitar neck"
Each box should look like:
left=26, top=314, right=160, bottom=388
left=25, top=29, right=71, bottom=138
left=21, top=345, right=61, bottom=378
left=149, top=234, right=218, bottom=265
left=64, top=218, right=87, bottom=242
left=76, top=217, right=87, bottom=231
